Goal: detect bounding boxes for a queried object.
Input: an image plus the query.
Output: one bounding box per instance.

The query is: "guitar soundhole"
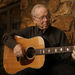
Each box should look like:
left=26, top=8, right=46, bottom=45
left=26, top=47, right=35, bottom=60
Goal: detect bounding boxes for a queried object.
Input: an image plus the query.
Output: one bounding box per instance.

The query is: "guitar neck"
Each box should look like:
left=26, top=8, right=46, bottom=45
left=36, top=46, right=75, bottom=55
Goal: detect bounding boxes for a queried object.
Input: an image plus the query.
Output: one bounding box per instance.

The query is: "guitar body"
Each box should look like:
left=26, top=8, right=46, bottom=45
left=3, top=36, right=45, bottom=74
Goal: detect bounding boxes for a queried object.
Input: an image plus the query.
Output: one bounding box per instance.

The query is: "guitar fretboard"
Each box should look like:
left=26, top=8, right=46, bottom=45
left=36, top=46, right=75, bottom=55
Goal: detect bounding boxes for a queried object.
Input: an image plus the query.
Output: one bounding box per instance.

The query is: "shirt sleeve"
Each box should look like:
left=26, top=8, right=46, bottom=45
left=59, top=31, right=69, bottom=46
left=3, top=32, right=18, bottom=50
left=58, top=31, right=75, bottom=64
left=2, top=28, right=30, bottom=50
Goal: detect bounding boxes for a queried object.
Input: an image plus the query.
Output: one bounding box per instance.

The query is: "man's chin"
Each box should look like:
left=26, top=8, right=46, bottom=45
left=41, top=26, right=48, bottom=30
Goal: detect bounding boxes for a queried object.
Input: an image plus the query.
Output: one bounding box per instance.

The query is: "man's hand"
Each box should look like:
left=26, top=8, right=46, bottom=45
left=13, top=44, right=24, bottom=57
left=72, top=46, right=75, bottom=59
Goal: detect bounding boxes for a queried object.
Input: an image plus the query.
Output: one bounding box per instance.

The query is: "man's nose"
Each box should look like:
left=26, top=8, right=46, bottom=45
left=43, top=17, right=48, bottom=21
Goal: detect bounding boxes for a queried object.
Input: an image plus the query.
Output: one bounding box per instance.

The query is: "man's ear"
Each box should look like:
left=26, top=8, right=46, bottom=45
left=32, top=17, right=37, bottom=24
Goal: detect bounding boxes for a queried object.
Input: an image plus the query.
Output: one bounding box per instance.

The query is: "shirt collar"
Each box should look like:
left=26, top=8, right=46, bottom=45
left=35, top=24, right=51, bottom=34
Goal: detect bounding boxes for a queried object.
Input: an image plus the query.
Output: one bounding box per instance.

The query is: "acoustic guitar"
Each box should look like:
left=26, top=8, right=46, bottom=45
left=3, top=36, right=75, bottom=74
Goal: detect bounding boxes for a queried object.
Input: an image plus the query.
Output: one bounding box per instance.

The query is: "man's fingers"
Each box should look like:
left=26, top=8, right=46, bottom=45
left=72, top=47, right=75, bottom=59
left=13, top=44, right=24, bottom=57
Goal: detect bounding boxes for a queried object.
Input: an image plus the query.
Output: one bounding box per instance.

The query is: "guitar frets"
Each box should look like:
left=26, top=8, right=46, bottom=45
left=40, top=50, right=42, bottom=54
left=55, top=49, right=57, bottom=52
left=67, top=48, right=69, bottom=51
left=43, top=50, right=45, bottom=54
left=48, top=49, right=50, bottom=53
left=60, top=48, right=62, bottom=51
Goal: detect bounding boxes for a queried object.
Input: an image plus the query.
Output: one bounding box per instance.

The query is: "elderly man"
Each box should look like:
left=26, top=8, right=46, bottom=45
left=3, top=4, right=75, bottom=75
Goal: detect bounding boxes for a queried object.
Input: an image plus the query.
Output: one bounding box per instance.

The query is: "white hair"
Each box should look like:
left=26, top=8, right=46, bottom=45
left=31, top=4, right=49, bottom=17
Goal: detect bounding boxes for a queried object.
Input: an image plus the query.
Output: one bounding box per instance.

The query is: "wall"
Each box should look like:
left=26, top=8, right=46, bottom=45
left=0, top=1, right=20, bottom=75
left=0, top=0, right=75, bottom=75
left=20, top=0, right=75, bottom=45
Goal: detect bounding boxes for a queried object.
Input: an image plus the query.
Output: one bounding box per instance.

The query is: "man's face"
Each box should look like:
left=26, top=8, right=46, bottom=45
left=33, top=7, right=50, bottom=30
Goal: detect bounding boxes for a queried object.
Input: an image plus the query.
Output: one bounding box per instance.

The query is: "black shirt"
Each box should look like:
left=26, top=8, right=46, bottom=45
left=3, top=25, right=68, bottom=49
left=3, top=25, right=74, bottom=69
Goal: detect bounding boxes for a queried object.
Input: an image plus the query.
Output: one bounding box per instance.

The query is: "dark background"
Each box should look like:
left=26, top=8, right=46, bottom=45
left=0, top=0, right=75, bottom=75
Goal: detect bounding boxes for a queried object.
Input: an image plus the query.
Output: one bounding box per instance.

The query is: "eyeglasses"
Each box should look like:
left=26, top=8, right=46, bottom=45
left=34, top=15, right=50, bottom=20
